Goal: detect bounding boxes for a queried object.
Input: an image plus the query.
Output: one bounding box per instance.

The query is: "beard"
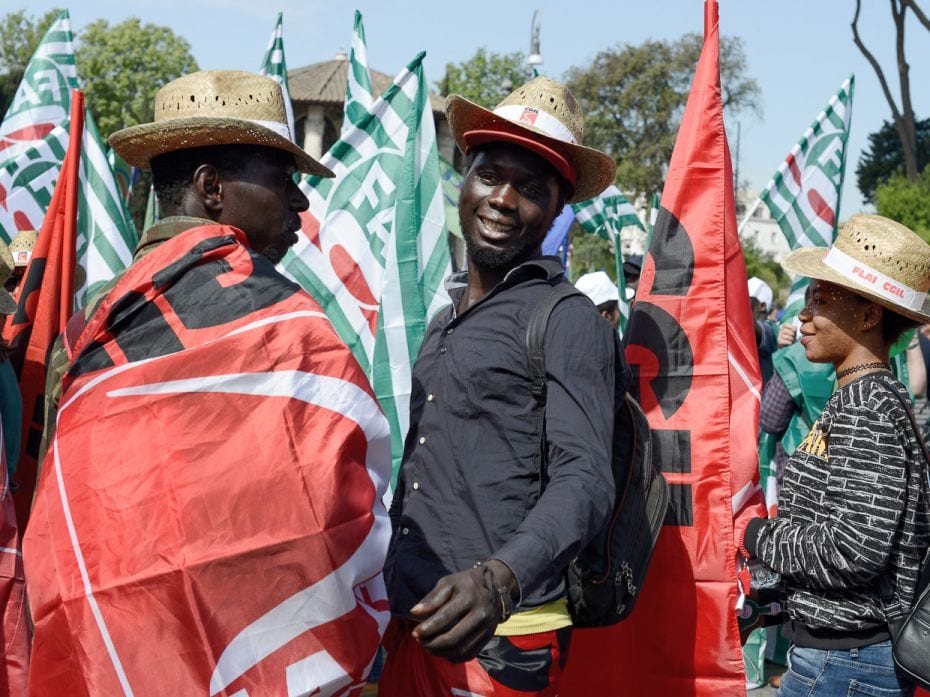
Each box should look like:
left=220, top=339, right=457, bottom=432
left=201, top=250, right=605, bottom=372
left=259, top=230, right=299, bottom=265
left=461, top=217, right=540, bottom=272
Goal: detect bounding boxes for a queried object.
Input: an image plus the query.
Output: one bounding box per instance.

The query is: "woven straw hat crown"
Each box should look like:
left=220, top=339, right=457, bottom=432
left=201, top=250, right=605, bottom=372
left=445, top=76, right=616, bottom=203
left=494, top=77, right=587, bottom=146
left=781, top=213, right=930, bottom=323
left=109, top=70, right=332, bottom=177
left=153, top=70, right=286, bottom=126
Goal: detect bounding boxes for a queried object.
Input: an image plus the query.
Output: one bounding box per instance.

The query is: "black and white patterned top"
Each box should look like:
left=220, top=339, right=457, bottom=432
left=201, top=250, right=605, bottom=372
left=745, top=372, right=930, bottom=644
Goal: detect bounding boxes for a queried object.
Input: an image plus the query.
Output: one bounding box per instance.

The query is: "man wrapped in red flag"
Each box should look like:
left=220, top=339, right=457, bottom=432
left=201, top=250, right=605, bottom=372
left=25, top=70, right=392, bottom=695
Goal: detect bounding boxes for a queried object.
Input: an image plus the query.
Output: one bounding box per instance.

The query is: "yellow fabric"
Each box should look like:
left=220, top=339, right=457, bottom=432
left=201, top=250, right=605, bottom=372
left=494, top=599, right=572, bottom=636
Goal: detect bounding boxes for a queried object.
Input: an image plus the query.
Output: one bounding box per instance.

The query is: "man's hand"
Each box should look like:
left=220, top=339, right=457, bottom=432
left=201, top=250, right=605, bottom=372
left=410, top=560, right=517, bottom=662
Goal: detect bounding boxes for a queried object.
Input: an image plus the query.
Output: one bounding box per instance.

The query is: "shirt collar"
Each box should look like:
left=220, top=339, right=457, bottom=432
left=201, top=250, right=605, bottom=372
left=445, top=256, right=565, bottom=316
left=134, top=216, right=214, bottom=262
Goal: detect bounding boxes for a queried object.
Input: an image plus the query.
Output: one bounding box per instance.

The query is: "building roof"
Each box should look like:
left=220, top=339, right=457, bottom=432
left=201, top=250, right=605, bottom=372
left=288, top=57, right=446, bottom=115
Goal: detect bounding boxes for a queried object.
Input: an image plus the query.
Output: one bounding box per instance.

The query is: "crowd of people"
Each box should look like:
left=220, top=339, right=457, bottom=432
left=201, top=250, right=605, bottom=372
left=0, top=63, right=926, bottom=696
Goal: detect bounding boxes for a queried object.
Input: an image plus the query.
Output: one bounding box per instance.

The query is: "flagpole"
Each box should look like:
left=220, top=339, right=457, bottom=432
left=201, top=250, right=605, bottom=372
left=737, top=196, right=762, bottom=235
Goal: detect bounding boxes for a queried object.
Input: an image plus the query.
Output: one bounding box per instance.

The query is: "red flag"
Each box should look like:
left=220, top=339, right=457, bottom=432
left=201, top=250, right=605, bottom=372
left=0, top=422, right=29, bottom=695
left=24, top=224, right=391, bottom=695
left=2, top=91, right=81, bottom=530
left=561, top=2, right=766, bottom=694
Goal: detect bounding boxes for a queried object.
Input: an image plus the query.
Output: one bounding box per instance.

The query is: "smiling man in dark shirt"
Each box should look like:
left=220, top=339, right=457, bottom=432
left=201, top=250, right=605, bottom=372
left=380, top=77, right=631, bottom=696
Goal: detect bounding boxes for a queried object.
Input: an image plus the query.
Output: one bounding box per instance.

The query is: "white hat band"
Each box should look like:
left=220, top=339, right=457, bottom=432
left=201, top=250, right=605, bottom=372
left=822, top=246, right=926, bottom=311
left=250, top=118, right=291, bottom=141
left=493, top=104, right=577, bottom=145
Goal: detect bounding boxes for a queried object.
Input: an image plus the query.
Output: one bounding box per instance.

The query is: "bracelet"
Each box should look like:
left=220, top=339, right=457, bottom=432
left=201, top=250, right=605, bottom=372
left=474, top=562, right=514, bottom=622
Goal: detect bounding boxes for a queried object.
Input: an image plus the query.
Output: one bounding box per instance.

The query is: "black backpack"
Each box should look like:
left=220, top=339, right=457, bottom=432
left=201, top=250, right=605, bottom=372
left=526, top=282, right=669, bottom=627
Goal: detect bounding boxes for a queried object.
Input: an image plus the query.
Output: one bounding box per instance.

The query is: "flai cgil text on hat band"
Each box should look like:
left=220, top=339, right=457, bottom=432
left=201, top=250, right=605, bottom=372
left=493, top=105, right=578, bottom=145
left=822, top=246, right=926, bottom=311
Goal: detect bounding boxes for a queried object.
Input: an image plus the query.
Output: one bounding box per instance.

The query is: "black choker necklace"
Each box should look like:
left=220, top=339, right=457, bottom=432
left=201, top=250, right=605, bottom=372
left=835, top=362, right=890, bottom=380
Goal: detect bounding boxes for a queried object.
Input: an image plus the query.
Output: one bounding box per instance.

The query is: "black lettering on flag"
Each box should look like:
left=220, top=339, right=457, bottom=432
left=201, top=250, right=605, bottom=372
left=652, top=429, right=693, bottom=527
left=625, top=302, right=693, bottom=419
left=650, top=207, right=694, bottom=296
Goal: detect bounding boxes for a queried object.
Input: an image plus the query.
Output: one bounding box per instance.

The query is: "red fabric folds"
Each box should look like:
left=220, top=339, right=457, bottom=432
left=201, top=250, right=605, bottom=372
left=561, top=2, right=766, bottom=694
left=23, top=224, right=391, bottom=695
left=2, top=92, right=82, bottom=531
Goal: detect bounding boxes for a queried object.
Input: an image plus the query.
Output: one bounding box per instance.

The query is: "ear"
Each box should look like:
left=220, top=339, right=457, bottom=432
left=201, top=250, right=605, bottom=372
left=192, top=164, right=223, bottom=215
left=862, top=302, right=883, bottom=332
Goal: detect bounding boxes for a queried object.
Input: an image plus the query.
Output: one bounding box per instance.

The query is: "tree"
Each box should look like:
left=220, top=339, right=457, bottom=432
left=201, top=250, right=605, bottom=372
left=565, top=34, right=760, bottom=202
left=75, top=18, right=198, bottom=229
left=75, top=18, right=198, bottom=142
left=569, top=225, right=616, bottom=282
left=852, top=0, right=929, bottom=181
left=856, top=118, right=930, bottom=204
left=0, top=8, right=63, bottom=117
left=436, top=48, right=529, bottom=109
left=875, top=165, right=930, bottom=242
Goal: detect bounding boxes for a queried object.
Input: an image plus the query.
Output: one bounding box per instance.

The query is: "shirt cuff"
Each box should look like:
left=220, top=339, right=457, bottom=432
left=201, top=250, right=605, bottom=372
left=489, top=557, right=523, bottom=609
left=741, top=517, right=767, bottom=559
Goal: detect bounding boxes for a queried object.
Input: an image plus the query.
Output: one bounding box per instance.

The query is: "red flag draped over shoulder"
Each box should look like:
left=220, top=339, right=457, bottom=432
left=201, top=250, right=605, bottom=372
left=23, top=224, right=392, bottom=695
left=561, top=2, right=766, bottom=694
left=2, top=91, right=81, bottom=530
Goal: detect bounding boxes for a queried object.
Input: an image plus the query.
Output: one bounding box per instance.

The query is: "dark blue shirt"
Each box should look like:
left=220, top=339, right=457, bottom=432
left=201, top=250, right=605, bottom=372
left=386, top=257, right=630, bottom=614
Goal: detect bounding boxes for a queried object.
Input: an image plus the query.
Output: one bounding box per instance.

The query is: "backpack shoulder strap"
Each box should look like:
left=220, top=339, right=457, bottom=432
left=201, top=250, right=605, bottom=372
left=525, top=282, right=583, bottom=408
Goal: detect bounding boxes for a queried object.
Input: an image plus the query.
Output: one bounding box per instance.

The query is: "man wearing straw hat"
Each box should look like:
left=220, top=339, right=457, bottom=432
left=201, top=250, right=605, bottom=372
left=25, top=71, right=392, bottom=695
left=382, top=77, right=629, bottom=695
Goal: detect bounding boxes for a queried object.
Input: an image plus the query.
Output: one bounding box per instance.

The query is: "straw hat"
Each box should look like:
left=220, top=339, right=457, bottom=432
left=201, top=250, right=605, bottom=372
left=0, top=242, right=18, bottom=315
left=781, top=213, right=930, bottom=323
left=9, top=229, right=37, bottom=268
left=446, top=76, right=616, bottom=203
left=109, top=70, right=333, bottom=177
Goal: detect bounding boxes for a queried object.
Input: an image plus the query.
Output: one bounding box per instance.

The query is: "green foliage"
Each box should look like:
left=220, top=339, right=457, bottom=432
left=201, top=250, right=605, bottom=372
left=436, top=48, right=529, bottom=108
left=75, top=18, right=198, bottom=142
left=742, top=237, right=789, bottom=304
left=569, top=224, right=616, bottom=282
left=0, top=8, right=63, bottom=117
left=856, top=118, right=930, bottom=205
left=565, top=33, right=760, bottom=202
left=875, top=165, right=930, bottom=242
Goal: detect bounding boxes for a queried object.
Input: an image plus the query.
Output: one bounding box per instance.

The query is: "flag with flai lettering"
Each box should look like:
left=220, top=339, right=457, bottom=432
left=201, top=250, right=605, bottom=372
left=561, top=2, right=765, bottom=694
left=23, top=224, right=391, bottom=695
left=282, top=42, right=451, bottom=480
left=0, top=10, right=137, bottom=306
left=2, top=91, right=82, bottom=530
left=760, top=76, right=854, bottom=319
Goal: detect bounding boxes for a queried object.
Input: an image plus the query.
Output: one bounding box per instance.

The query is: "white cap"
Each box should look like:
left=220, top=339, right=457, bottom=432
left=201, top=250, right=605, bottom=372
left=576, top=271, right=620, bottom=307
left=747, top=276, right=773, bottom=308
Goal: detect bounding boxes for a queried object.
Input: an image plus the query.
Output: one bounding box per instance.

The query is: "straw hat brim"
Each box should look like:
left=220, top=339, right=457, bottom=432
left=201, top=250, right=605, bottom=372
left=110, top=117, right=334, bottom=178
left=782, top=246, right=930, bottom=324
left=446, top=95, right=616, bottom=203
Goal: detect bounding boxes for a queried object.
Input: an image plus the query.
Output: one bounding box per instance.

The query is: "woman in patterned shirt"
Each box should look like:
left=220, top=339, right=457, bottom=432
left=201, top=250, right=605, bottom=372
left=738, top=214, right=930, bottom=696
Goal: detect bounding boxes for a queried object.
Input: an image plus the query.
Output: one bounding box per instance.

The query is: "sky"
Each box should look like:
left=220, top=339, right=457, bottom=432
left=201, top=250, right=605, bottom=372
left=5, top=0, right=930, bottom=217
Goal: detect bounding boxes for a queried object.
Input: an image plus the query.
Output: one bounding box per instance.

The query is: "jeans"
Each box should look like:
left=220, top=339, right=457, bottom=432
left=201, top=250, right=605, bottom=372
left=778, top=641, right=915, bottom=697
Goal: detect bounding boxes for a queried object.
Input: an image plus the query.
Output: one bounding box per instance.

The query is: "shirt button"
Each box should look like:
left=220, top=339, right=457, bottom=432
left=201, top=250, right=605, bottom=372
left=419, top=436, right=427, bottom=444
left=412, top=482, right=420, bottom=490
left=402, top=527, right=410, bottom=535
left=427, top=393, right=434, bottom=402
left=440, top=347, right=447, bottom=354
left=446, top=327, right=454, bottom=335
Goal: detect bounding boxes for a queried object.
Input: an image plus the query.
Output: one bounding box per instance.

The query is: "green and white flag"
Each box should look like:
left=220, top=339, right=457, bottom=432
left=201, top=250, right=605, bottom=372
left=759, top=76, right=854, bottom=318
left=341, top=10, right=375, bottom=136
left=0, top=10, right=137, bottom=306
left=282, top=51, right=451, bottom=479
left=571, top=185, right=644, bottom=335
left=439, top=155, right=464, bottom=240
left=258, top=12, right=295, bottom=142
